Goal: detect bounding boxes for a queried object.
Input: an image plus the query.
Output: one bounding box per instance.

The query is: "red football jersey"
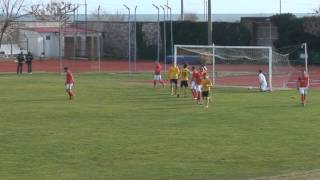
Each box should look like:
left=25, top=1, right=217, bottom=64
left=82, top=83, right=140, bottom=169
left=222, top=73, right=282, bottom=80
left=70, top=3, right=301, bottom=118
left=155, top=64, right=161, bottom=75
left=192, top=70, right=198, bottom=79
left=66, top=70, right=74, bottom=84
left=194, top=71, right=202, bottom=85
left=298, top=76, right=309, bottom=88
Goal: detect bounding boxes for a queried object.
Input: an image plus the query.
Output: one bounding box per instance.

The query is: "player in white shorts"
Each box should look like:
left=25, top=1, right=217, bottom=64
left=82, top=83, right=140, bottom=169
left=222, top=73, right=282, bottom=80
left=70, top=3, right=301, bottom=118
left=154, top=63, right=164, bottom=88
left=190, top=66, right=198, bottom=100
left=258, top=69, right=269, bottom=92
left=297, top=70, right=309, bottom=106
left=64, top=67, right=75, bottom=100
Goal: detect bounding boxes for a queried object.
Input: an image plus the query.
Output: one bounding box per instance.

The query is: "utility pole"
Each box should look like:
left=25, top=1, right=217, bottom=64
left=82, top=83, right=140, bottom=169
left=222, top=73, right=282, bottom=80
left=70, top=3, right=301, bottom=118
left=165, top=4, right=173, bottom=73
left=204, top=0, right=206, bottom=21
left=208, top=0, right=212, bottom=45
left=124, top=4, right=131, bottom=74
left=134, top=6, right=138, bottom=73
left=153, top=4, right=160, bottom=63
left=160, top=5, right=167, bottom=72
left=85, top=0, right=87, bottom=38
left=98, top=5, right=101, bottom=17
left=181, top=0, right=184, bottom=20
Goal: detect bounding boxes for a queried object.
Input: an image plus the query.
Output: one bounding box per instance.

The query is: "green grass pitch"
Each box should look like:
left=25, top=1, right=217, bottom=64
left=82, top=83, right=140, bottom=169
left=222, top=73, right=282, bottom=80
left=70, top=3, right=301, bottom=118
left=1, top=73, right=320, bottom=180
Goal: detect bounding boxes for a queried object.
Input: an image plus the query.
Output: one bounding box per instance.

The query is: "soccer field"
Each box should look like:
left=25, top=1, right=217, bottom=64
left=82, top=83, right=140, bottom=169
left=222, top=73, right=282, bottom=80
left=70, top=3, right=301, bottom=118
left=1, top=73, right=320, bottom=180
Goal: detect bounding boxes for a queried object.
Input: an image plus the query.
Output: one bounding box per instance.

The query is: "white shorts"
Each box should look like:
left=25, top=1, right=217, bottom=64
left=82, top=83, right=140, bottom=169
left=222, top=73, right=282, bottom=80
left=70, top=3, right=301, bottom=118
left=299, top=87, right=308, bottom=95
left=195, top=84, right=202, bottom=93
left=191, top=81, right=196, bottom=90
left=260, top=82, right=268, bottom=91
left=154, top=75, right=162, bottom=81
left=66, top=83, right=74, bottom=90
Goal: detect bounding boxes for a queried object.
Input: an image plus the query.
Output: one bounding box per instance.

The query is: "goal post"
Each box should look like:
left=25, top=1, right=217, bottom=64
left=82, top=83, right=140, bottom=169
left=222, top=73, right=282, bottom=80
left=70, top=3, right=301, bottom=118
left=173, top=44, right=293, bottom=91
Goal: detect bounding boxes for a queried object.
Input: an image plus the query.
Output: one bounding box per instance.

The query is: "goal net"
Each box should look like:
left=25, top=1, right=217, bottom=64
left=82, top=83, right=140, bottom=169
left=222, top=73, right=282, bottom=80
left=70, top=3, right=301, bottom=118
left=174, top=45, right=299, bottom=90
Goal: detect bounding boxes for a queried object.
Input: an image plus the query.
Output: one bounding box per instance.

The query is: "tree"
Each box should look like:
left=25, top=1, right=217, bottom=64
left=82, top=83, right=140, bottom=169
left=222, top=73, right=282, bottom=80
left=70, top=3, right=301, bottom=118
left=0, top=0, right=25, bottom=47
left=28, top=1, right=77, bottom=71
left=29, top=1, right=75, bottom=22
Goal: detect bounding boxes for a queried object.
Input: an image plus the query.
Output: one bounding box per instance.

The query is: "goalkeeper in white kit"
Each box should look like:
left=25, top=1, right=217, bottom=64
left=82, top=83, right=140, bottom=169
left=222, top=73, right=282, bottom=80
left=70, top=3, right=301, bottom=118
left=258, top=69, right=269, bottom=92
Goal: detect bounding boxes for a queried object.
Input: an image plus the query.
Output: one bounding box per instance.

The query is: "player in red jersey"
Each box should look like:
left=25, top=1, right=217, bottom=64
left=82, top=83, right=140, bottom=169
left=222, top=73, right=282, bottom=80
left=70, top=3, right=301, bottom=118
left=190, top=66, right=198, bottom=100
left=154, top=62, right=164, bottom=88
left=64, top=67, right=75, bottom=100
left=297, top=70, right=309, bottom=107
left=194, top=67, right=203, bottom=104
left=200, top=64, right=208, bottom=78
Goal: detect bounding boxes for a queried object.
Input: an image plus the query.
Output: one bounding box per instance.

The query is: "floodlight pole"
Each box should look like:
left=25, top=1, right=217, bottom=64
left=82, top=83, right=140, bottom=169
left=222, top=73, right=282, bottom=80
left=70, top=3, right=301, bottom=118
left=134, top=6, right=138, bottom=73
left=153, top=4, right=160, bottom=63
left=303, top=43, right=308, bottom=73
left=204, top=0, right=206, bottom=21
left=97, top=33, right=101, bottom=72
left=160, top=5, right=167, bottom=73
left=208, top=0, right=212, bottom=45
left=165, top=5, right=173, bottom=60
left=124, top=4, right=132, bottom=74
left=84, top=0, right=88, bottom=58
left=266, top=18, right=272, bottom=46
left=181, top=0, right=184, bottom=20
left=58, top=15, right=63, bottom=74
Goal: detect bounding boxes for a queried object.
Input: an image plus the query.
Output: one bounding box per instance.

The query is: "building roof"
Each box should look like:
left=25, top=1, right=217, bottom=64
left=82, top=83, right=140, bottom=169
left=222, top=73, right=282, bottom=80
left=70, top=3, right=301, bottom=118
left=33, top=27, right=96, bottom=34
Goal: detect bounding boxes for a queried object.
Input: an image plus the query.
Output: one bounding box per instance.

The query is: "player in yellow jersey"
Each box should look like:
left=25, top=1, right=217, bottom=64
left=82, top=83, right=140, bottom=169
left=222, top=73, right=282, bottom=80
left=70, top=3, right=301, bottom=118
left=168, top=64, right=180, bottom=95
left=177, top=64, right=191, bottom=97
left=201, top=74, right=213, bottom=108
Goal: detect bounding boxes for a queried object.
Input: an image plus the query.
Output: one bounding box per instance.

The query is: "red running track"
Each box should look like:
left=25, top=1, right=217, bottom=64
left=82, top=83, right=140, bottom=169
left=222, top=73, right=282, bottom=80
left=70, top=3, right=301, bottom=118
left=1, top=59, right=320, bottom=88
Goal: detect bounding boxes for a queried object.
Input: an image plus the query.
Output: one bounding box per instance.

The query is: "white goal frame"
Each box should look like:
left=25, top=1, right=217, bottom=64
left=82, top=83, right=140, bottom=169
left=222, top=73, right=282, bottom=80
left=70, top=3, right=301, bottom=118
left=174, top=44, right=273, bottom=90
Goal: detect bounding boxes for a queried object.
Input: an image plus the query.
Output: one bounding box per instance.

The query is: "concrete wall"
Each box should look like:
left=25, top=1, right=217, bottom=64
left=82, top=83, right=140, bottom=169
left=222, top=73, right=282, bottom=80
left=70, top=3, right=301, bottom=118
left=77, top=21, right=160, bottom=59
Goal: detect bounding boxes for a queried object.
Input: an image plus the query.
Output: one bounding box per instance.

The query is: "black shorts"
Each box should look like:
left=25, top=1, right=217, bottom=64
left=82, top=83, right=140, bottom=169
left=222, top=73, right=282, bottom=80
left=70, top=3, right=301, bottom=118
left=180, top=80, right=188, bottom=88
left=170, top=79, right=178, bottom=85
left=202, top=91, right=209, bottom=98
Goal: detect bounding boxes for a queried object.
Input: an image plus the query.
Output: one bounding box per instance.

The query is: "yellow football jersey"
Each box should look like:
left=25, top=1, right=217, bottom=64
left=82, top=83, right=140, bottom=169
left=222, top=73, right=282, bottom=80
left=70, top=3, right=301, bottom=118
left=202, top=78, right=213, bottom=91
left=168, top=66, right=180, bottom=79
left=180, top=68, right=191, bottom=81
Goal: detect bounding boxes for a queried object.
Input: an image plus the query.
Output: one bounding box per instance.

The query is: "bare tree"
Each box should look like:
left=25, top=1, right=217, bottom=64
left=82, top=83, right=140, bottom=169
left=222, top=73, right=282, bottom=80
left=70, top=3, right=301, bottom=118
left=29, top=1, right=75, bottom=22
left=0, top=0, right=25, bottom=47
left=28, top=1, right=77, bottom=72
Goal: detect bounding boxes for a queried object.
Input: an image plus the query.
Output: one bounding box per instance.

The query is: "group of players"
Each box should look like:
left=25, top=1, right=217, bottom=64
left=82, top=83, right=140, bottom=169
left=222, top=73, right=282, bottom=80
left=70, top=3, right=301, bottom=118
left=154, top=63, right=213, bottom=108
left=64, top=63, right=309, bottom=108
left=154, top=63, right=310, bottom=108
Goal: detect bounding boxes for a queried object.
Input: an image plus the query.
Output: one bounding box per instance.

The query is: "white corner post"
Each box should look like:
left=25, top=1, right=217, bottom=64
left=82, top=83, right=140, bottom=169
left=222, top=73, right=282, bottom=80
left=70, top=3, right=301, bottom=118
left=268, top=47, right=273, bottom=91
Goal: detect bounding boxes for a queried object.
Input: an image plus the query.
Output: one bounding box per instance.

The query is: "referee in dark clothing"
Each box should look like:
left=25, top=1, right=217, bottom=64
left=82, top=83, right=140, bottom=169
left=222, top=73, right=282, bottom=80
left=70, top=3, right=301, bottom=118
left=25, top=51, right=33, bottom=74
left=16, top=52, right=25, bottom=74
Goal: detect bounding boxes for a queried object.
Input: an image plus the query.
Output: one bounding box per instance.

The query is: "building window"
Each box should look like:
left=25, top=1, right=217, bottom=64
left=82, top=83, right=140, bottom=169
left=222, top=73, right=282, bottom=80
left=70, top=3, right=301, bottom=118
left=46, top=36, right=50, bottom=40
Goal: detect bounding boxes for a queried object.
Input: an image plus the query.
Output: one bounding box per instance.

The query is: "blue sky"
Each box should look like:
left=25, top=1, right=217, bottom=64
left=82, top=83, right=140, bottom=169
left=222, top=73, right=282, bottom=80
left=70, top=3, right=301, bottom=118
left=36, top=0, right=320, bottom=14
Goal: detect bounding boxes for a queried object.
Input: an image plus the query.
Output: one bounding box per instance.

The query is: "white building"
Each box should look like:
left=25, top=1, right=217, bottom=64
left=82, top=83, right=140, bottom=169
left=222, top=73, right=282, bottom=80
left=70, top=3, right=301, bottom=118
left=19, top=27, right=100, bottom=58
